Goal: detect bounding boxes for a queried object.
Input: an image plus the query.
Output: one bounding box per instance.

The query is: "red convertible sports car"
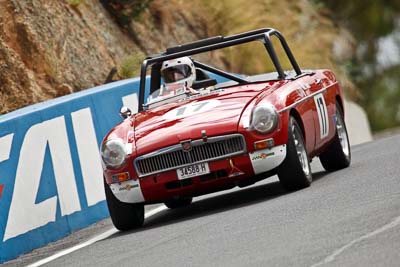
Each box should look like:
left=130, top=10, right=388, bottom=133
left=101, top=28, right=351, bottom=230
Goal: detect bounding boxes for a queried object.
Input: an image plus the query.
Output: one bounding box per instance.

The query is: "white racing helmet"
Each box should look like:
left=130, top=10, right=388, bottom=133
left=161, top=57, right=196, bottom=87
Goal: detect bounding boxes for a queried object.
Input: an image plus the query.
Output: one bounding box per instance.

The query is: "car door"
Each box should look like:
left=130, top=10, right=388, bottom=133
left=302, top=74, right=335, bottom=152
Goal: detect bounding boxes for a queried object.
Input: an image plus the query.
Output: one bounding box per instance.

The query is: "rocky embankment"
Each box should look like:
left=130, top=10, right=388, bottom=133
left=0, top=0, right=356, bottom=115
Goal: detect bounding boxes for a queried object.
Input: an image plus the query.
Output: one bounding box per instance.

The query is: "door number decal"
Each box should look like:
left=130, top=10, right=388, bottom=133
left=314, top=94, right=329, bottom=139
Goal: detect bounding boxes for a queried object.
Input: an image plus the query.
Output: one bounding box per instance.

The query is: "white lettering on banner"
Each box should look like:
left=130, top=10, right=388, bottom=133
left=4, top=117, right=81, bottom=241
left=122, top=93, right=139, bottom=114
left=0, top=134, right=14, bottom=198
left=0, top=134, right=14, bottom=162
left=71, top=108, right=105, bottom=206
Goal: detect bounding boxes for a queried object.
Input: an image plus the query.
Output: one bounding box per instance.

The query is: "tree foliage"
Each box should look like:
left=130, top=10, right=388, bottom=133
left=100, top=0, right=153, bottom=27
left=316, top=0, right=400, bottom=131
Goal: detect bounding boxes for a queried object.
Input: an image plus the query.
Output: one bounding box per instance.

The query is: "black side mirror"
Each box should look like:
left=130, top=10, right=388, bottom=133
left=192, top=78, right=217, bottom=90
left=120, top=106, right=132, bottom=119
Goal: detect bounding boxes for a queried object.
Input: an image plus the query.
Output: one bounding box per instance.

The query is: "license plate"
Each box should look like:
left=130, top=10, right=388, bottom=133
left=176, top=163, right=210, bottom=180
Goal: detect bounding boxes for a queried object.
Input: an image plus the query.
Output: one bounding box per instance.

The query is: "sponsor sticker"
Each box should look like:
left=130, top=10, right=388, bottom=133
left=249, top=145, right=286, bottom=175
left=118, top=184, right=138, bottom=191
left=251, top=152, right=275, bottom=161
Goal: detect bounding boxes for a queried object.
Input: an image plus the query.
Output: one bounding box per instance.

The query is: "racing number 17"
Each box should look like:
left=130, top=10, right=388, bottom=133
left=314, top=94, right=329, bottom=139
left=175, top=102, right=209, bottom=116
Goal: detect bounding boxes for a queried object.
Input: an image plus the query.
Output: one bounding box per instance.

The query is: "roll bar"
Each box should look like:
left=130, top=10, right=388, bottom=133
left=138, top=28, right=301, bottom=111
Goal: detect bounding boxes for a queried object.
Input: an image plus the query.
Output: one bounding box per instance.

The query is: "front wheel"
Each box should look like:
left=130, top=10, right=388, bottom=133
left=278, top=117, right=312, bottom=191
left=104, top=179, right=144, bottom=231
left=319, top=102, right=351, bottom=171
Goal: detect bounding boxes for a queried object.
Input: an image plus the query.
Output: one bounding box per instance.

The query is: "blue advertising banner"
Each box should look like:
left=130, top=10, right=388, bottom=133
left=0, top=72, right=227, bottom=263
left=0, top=78, right=141, bottom=263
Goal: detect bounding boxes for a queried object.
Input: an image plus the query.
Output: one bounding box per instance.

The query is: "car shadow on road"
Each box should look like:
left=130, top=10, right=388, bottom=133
left=110, top=171, right=329, bottom=238
left=312, top=171, right=328, bottom=182
left=145, top=180, right=287, bottom=227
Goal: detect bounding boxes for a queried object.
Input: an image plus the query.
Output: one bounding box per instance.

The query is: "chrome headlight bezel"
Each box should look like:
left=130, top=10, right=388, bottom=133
left=101, top=139, right=128, bottom=169
left=250, top=103, right=279, bottom=134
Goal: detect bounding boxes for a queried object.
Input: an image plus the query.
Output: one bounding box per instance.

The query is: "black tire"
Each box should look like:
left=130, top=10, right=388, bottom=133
left=104, top=179, right=144, bottom=231
left=319, top=102, right=351, bottom=171
left=278, top=116, right=312, bottom=191
left=164, top=197, right=193, bottom=209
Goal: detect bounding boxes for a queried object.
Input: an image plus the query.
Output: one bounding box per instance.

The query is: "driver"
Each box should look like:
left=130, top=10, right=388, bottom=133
left=161, top=56, right=196, bottom=90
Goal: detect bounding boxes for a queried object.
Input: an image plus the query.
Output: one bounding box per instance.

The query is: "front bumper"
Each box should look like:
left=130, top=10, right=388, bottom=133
left=107, top=144, right=286, bottom=204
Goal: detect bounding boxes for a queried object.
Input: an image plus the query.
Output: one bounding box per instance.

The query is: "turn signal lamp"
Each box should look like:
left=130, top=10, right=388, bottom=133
left=112, top=172, right=130, bottom=183
left=254, top=138, right=274, bottom=150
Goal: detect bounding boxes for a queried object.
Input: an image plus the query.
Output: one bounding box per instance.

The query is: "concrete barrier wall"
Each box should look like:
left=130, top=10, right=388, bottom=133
left=344, top=100, right=373, bottom=145
left=0, top=78, right=142, bottom=263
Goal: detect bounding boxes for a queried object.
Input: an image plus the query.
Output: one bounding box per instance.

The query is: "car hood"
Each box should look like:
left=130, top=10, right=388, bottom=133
left=133, top=85, right=269, bottom=155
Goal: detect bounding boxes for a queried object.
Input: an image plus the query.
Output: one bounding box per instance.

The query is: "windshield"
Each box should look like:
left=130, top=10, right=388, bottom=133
left=146, top=83, right=187, bottom=105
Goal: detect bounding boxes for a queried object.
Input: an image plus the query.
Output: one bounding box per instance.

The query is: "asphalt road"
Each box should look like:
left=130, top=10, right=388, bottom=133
left=9, top=134, right=400, bottom=266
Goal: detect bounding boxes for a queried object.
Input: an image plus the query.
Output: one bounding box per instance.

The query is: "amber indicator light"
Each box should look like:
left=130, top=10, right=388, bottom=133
left=112, top=172, right=130, bottom=183
left=254, top=138, right=274, bottom=150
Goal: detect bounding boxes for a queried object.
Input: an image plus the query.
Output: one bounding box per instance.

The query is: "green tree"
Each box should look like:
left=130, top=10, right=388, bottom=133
left=316, top=0, right=400, bottom=131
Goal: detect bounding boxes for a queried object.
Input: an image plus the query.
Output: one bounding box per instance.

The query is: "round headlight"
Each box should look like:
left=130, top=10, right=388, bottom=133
left=101, top=139, right=127, bottom=168
left=250, top=104, right=278, bottom=134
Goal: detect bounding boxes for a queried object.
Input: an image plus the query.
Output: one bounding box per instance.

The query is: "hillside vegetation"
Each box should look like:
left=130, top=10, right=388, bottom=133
left=0, top=0, right=355, bottom=115
left=318, top=0, right=400, bottom=131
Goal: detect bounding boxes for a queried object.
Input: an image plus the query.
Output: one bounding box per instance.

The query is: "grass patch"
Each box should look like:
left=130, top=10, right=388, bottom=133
left=67, top=0, right=85, bottom=6
left=101, top=0, right=153, bottom=27
left=118, top=52, right=146, bottom=79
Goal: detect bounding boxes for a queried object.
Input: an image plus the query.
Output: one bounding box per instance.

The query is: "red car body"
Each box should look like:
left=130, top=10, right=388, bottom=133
left=101, top=28, right=351, bottom=230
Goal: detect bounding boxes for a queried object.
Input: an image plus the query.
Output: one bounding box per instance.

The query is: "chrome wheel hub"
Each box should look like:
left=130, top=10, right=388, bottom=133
left=336, top=112, right=350, bottom=158
left=292, top=124, right=311, bottom=178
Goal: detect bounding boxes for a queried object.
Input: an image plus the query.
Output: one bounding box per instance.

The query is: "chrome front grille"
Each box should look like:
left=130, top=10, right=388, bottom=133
left=134, top=134, right=246, bottom=177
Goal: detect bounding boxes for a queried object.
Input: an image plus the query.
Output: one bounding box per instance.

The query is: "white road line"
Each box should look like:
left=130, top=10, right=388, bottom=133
left=28, top=205, right=168, bottom=267
left=311, top=215, right=400, bottom=267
